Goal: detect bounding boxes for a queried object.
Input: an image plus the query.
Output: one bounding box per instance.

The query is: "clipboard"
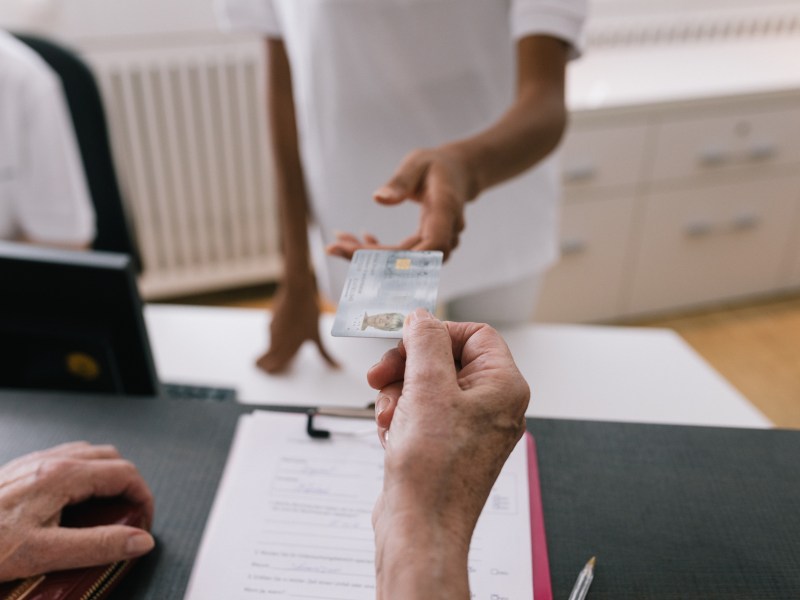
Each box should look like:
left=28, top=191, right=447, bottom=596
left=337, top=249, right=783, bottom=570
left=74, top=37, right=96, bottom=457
left=305, top=410, right=553, bottom=597
left=185, top=410, right=544, bottom=598
left=527, top=432, right=553, bottom=600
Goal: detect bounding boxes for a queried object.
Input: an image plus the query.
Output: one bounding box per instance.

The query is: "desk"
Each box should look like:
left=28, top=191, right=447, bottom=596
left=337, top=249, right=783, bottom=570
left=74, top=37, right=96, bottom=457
left=0, top=391, right=797, bottom=599
left=145, top=304, right=771, bottom=428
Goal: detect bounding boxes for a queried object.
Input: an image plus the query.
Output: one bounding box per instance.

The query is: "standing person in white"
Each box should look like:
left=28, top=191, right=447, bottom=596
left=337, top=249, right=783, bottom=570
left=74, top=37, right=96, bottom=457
left=217, top=0, right=587, bottom=373
left=0, top=30, right=94, bottom=248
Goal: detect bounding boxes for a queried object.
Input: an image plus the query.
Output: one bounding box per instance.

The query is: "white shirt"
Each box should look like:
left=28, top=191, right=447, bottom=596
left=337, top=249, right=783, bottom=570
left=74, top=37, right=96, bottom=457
left=0, top=30, right=94, bottom=245
left=217, top=0, right=586, bottom=301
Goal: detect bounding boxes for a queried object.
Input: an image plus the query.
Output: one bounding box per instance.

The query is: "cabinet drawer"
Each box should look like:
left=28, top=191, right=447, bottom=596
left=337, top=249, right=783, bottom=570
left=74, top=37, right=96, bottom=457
left=535, top=195, right=636, bottom=323
left=628, top=177, right=800, bottom=314
left=560, top=122, right=650, bottom=189
left=651, top=106, right=800, bottom=182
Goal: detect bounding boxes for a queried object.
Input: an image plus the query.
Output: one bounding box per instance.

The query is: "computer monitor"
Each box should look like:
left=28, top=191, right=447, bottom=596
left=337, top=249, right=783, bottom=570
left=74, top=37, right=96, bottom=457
left=0, top=242, right=160, bottom=395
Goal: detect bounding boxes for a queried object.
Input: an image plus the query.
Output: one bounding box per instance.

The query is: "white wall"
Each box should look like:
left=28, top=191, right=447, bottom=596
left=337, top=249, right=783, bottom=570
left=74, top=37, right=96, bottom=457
left=0, top=0, right=221, bottom=41
left=58, top=0, right=220, bottom=40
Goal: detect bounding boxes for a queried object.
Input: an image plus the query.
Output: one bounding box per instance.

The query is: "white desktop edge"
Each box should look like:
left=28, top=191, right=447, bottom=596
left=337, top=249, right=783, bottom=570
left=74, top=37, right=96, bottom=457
left=145, top=304, right=772, bottom=430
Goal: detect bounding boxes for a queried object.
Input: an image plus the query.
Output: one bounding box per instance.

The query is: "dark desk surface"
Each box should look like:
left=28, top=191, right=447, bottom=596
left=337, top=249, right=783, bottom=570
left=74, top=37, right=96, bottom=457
left=0, top=391, right=798, bottom=599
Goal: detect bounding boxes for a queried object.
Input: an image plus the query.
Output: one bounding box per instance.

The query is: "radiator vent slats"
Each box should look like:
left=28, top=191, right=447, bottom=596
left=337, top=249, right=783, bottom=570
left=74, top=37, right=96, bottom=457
left=91, top=42, right=281, bottom=299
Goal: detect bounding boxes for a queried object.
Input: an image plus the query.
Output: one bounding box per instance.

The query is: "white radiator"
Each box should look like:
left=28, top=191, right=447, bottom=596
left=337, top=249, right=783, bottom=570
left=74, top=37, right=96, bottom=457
left=85, top=38, right=281, bottom=299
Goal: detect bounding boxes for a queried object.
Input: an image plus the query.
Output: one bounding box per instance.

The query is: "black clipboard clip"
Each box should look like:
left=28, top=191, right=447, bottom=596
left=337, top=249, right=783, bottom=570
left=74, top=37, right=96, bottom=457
left=306, top=406, right=376, bottom=439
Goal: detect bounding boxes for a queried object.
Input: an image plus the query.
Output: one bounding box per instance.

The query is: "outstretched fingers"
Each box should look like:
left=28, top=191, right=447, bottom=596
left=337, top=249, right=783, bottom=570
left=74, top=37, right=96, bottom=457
left=11, top=526, right=155, bottom=579
left=31, top=458, right=154, bottom=525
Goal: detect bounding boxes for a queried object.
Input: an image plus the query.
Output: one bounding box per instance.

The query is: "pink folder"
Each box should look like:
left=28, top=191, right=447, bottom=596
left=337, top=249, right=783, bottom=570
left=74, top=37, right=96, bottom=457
left=527, top=432, right=553, bottom=600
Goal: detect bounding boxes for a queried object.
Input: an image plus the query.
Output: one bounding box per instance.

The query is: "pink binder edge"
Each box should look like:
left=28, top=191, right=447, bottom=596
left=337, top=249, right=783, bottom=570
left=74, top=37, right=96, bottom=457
left=527, top=432, right=553, bottom=600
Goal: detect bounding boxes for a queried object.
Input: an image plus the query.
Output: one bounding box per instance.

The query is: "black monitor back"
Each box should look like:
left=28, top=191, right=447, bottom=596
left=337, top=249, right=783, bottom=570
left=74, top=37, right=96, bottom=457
left=0, top=242, right=159, bottom=395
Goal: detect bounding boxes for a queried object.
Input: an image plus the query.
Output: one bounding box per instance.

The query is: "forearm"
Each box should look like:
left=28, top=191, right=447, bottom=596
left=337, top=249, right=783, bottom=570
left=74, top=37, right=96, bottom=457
left=447, top=35, right=569, bottom=198
left=374, top=510, right=471, bottom=600
left=451, top=87, right=566, bottom=197
left=266, top=39, right=315, bottom=288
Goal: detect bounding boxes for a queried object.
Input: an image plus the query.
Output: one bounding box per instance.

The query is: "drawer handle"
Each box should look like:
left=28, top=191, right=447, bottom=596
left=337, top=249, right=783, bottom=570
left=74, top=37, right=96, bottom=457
left=747, top=143, right=777, bottom=162
left=561, top=238, right=587, bottom=256
left=685, top=220, right=714, bottom=237
left=698, top=147, right=731, bottom=167
left=731, top=212, right=760, bottom=231
left=564, top=164, right=597, bottom=183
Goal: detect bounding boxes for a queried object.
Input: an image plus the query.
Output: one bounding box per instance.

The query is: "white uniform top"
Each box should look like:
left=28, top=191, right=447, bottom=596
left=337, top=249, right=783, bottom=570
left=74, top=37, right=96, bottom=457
left=217, top=0, right=586, bottom=301
left=0, top=30, right=94, bottom=245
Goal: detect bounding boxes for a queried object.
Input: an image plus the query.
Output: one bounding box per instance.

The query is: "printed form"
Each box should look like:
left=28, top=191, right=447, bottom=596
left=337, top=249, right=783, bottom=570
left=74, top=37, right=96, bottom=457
left=184, top=411, right=533, bottom=599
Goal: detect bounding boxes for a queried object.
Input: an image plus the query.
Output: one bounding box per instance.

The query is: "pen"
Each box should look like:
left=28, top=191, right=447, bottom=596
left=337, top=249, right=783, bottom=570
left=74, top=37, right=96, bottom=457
left=567, top=556, right=596, bottom=600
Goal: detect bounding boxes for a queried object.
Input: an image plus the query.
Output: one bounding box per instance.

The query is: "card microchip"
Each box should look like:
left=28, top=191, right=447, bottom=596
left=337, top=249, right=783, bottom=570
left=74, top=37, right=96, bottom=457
left=394, top=258, right=411, bottom=270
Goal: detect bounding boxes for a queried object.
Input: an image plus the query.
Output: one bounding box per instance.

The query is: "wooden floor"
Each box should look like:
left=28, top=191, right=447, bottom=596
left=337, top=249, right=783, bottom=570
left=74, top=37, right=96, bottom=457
left=185, top=285, right=800, bottom=429
left=635, top=295, right=800, bottom=429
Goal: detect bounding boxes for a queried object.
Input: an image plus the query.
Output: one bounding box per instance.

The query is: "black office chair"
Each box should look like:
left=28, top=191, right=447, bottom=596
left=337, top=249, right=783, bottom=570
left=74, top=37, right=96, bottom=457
left=14, top=33, right=143, bottom=272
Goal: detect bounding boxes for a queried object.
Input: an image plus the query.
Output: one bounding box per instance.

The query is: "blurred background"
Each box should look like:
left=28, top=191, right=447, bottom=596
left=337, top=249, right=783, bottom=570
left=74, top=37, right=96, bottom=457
left=3, top=0, right=800, bottom=424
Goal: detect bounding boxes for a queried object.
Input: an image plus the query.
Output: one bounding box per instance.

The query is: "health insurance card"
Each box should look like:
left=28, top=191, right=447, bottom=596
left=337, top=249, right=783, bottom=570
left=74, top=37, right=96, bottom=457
left=331, top=250, right=443, bottom=339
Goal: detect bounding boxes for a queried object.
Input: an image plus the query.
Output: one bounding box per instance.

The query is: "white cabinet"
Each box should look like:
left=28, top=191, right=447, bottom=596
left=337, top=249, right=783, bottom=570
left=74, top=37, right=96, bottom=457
left=535, top=194, right=636, bottom=323
left=536, top=94, right=800, bottom=323
left=538, top=1, right=800, bottom=322
left=650, top=107, right=800, bottom=182
left=561, top=122, right=650, bottom=189
left=628, top=177, right=800, bottom=313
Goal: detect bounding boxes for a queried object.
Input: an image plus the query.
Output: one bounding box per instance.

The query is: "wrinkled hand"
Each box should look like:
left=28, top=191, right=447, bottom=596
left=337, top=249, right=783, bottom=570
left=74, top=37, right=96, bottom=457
left=367, top=309, right=529, bottom=597
left=0, top=442, right=155, bottom=582
left=327, top=146, right=475, bottom=262
left=256, top=281, right=338, bottom=374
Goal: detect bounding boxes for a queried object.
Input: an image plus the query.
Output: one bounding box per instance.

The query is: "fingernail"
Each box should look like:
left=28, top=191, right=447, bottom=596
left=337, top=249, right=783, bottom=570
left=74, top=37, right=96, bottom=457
left=408, top=308, right=433, bottom=324
left=126, top=532, right=155, bottom=556
left=375, top=394, right=390, bottom=417
left=375, top=186, right=403, bottom=199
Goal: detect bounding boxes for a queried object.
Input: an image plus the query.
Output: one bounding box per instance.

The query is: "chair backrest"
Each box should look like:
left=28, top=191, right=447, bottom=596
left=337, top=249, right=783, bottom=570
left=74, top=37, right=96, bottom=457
left=14, top=33, right=142, bottom=272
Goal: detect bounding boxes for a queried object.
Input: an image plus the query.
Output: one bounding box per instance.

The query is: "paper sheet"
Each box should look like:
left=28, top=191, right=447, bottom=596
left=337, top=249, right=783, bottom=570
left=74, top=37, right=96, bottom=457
left=184, top=411, right=533, bottom=599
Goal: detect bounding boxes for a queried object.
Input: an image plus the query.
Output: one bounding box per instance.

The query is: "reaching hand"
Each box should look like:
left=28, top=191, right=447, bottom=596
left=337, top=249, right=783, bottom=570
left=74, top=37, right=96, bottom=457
left=327, top=146, right=475, bottom=262
left=256, top=281, right=339, bottom=374
left=367, top=309, right=530, bottom=599
left=0, top=442, right=155, bottom=582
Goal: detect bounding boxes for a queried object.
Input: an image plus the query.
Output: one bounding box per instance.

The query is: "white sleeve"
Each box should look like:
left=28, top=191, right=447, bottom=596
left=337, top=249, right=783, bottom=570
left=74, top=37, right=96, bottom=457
left=16, top=72, right=95, bottom=246
left=215, top=0, right=282, bottom=37
left=510, top=0, right=588, bottom=58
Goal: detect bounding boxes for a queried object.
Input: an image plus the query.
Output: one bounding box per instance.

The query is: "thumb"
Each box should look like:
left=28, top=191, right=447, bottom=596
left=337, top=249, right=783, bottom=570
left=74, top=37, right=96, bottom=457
left=401, top=309, right=457, bottom=393
left=31, top=526, right=155, bottom=574
left=374, top=154, right=429, bottom=205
